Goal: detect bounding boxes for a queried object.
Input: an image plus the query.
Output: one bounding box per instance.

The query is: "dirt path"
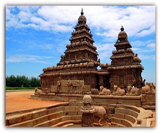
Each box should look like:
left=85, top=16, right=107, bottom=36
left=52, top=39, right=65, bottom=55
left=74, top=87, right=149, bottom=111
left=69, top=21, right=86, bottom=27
left=5, top=90, right=63, bottom=113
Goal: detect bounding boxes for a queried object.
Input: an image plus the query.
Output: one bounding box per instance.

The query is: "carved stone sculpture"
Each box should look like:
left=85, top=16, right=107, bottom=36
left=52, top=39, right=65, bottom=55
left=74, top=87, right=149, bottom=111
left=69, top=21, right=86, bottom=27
left=67, top=80, right=72, bottom=93
left=94, top=106, right=107, bottom=124
left=142, top=82, right=155, bottom=94
left=99, top=86, right=111, bottom=95
left=34, top=88, right=42, bottom=95
left=112, top=85, right=125, bottom=96
left=126, top=85, right=140, bottom=96
left=57, top=80, right=61, bottom=93
left=80, top=95, right=95, bottom=127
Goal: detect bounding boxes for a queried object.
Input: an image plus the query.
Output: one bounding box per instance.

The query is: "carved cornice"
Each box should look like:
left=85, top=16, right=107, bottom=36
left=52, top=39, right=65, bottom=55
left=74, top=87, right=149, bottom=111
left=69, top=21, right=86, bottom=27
left=110, top=53, right=134, bottom=59
left=40, top=70, right=98, bottom=77
left=65, top=47, right=98, bottom=55
left=108, top=64, right=144, bottom=70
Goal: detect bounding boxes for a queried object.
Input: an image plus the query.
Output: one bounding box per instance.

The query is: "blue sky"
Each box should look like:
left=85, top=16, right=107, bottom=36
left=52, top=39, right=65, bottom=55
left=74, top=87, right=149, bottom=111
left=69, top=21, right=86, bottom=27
left=6, top=6, right=155, bottom=83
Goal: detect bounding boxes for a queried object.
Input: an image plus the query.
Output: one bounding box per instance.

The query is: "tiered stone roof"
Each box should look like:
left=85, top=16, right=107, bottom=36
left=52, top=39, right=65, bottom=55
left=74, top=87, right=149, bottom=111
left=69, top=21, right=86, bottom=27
left=108, top=26, right=144, bottom=70
left=40, top=9, right=100, bottom=77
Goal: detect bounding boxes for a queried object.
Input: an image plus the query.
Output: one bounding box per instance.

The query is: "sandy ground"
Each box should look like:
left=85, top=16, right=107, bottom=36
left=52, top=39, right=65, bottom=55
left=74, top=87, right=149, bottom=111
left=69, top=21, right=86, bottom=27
left=5, top=90, right=62, bottom=113
left=5, top=90, right=155, bottom=127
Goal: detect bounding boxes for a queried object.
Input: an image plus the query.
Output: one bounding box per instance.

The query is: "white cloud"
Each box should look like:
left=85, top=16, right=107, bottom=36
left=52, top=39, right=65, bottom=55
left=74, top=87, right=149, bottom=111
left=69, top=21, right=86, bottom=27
left=6, top=54, right=53, bottom=64
left=94, top=42, right=115, bottom=63
left=6, top=6, right=155, bottom=37
left=18, top=11, right=31, bottom=22
left=147, top=43, right=155, bottom=48
left=131, top=40, right=155, bottom=47
left=138, top=54, right=155, bottom=60
left=137, top=25, right=155, bottom=37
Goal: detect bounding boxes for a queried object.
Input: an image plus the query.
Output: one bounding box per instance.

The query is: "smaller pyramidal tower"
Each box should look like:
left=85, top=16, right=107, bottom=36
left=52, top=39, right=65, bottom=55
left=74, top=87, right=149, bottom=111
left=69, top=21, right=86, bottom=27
left=107, top=26, right=144, bottom=89
left=40, top=9, right=100, bottom=89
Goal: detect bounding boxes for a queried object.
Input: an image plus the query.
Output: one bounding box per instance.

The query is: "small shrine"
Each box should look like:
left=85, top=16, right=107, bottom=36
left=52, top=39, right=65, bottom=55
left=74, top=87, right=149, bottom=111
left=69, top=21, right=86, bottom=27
left=107, top=26, right=144, bottom=89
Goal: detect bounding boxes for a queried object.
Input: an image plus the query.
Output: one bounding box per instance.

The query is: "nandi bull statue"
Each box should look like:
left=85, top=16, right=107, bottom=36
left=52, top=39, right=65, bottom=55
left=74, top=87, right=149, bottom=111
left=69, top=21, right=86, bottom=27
left=99, top=86, right=111, bottom=95
left=112, top=85, right=125, bottom=96
left=142, top=82, right=155, bottom=94
left=94, top=106, right=108, bottom=126
left=80, top=95, right=108, bottom=127
left=126, top=85, right=140, bottom=96
left=34, top=88, right=42, bottom=95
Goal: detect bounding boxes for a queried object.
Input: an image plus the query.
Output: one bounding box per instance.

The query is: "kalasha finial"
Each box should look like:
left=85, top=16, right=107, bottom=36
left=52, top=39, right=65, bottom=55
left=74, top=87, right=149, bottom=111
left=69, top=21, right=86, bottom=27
left=81, top=8, right=84, bottom=15
left=120, top=25, right=124, bottom=31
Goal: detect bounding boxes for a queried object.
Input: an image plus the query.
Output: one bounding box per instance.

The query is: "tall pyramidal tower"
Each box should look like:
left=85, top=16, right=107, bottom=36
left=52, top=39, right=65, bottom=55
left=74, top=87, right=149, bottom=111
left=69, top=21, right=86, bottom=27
left=40, top=9, right=100, bottom=90
left=107, top=26, right=144, bottom=89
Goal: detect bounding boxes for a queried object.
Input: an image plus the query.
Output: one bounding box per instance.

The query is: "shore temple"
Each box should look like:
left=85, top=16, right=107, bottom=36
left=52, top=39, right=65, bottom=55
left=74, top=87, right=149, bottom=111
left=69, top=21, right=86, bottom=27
left=39, top=9, right=144, bottom=91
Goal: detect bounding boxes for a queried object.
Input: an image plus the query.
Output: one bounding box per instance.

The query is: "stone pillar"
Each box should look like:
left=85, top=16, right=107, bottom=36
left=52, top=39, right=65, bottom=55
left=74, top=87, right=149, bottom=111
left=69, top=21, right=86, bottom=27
left=80, top=95, right=95, bottom=127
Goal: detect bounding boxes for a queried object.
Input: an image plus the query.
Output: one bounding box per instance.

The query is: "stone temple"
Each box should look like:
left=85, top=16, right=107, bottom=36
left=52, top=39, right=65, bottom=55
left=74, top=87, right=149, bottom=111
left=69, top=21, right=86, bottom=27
left=39, top=9, right=144, bottom=92
left=7, top=9, right=155, bottom=128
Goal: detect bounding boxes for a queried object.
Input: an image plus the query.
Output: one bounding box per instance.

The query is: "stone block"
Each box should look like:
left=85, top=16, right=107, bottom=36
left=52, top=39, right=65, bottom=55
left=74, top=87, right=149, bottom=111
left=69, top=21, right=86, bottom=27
left=57, top=96, right=68, bottom=101
left=64, top=106, right=78, bottom=111
left=77, top=111, right=82, bottom=115
left=23, top=113, right=32, bottom=121
left=145, top=94, right=155, bottom=102
left=8, top=115, right=24, bottom=125
left=124, top=105, right=140, bottom=113
left=47, top=106, right=64, bottom=114
left=68, top=96, right=78, bottom=101
left=61, top=116, right=70, bottom=121
left=84, top=85, right=90, bottom=92
left=125, top=109, right=138, bottom=118
left=69, top=101, right=78, bottom=106
left=115, top=108, right=124, bottom=114
left=114, top=113, right=124, bottom=119
left=41, top=120, right=51, bottom=127
left=54, top=117, right=62, bottom=124
left=51, top=85, right=57, bottom=92
left=64, top=111, right=77, bottom=116
left=121, top=119, right=132, bottom=127
left=48, top=111, right=63, bottom=120
left=61, top=86, right=68, bottom=92
left=10, top=119, right=33, bottom=127
left=50, top=118, right=57, bottom=125
left=72, top=115, right=80, bottom=120
left=33, top=115, right=48, bottom=126
left=124, top=114, right=136, bottom=124
left=32, top=111, right=41, bottom=119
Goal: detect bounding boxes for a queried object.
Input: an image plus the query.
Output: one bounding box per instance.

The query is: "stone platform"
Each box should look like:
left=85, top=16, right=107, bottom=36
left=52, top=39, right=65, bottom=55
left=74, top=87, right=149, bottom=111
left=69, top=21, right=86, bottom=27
left=30, top=93, right=155, bottom=109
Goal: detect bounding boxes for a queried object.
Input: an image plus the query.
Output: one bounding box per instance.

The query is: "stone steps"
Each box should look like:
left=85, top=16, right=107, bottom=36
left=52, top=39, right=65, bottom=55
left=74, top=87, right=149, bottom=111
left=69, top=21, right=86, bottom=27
left=8, top=111, right=64, bottom=127
left=7, top=108, right=82, bottom=127
left=62, top=123, right=74, bottom=127
left=110, top=122, right=126, bottom=127
left=111, top=117, right=133, bottom=127
left=114, top=112, right=137, bottom=124
left=34, top=115, right=81, bottom=127
left=51, top=120, right=81, bottom=127
left=6, top=103, right=82, bottom=127
left=115, top=107, right=139, bottom=118
left=109, top=105, right=141, bottom=127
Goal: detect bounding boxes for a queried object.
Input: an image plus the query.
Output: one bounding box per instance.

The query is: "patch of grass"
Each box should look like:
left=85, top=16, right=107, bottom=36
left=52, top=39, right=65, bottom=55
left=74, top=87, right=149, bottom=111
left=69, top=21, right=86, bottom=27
left=6, top=87, right=41, bottom=90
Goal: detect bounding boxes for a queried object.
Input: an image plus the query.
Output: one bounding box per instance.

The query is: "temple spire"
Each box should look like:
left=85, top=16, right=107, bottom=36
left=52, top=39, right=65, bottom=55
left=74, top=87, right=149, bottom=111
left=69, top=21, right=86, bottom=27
left=81, top=8, right=84, bottom=15
left=120, top=25, right=124, bottom=31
